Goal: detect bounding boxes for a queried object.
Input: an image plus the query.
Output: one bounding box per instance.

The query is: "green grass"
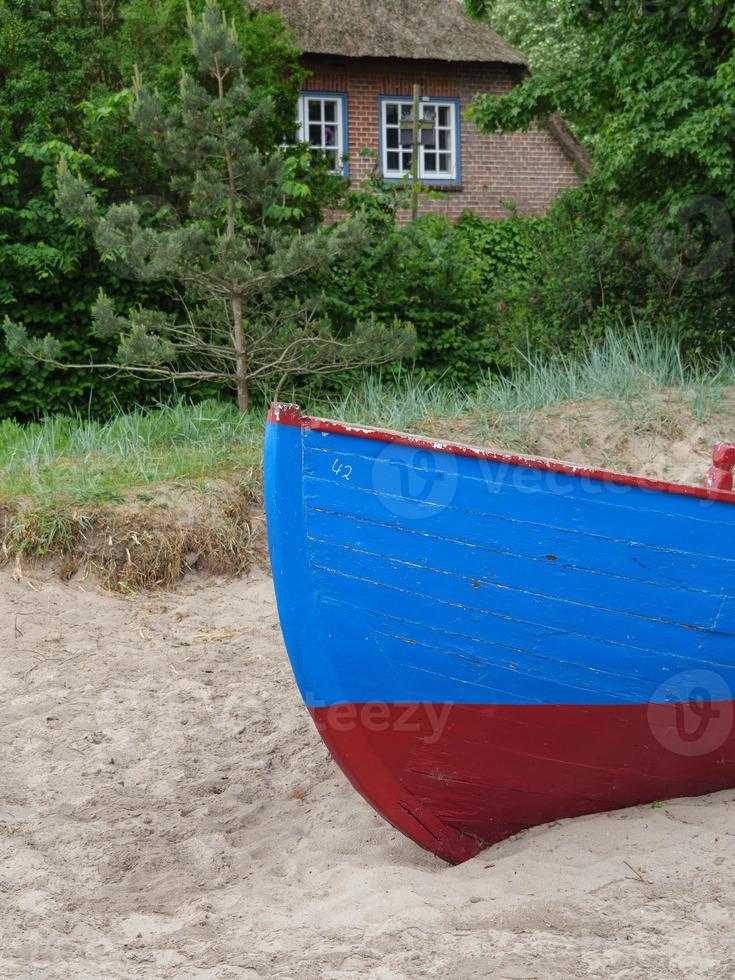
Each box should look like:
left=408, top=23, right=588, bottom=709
left=1, top=326, right=732, bottom=586
left=328, top=327, right=735, bottom=429
left=0, top=399, right=263, bottom=509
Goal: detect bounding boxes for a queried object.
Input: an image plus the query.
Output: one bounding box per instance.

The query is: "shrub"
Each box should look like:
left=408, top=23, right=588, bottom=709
left=455, top=209, right=539, bottom=287
left=320, top=209, right=542, bottom=385
left=0, top=145, right=179, bottom=420
left=488, top=187, right=735, bottom=363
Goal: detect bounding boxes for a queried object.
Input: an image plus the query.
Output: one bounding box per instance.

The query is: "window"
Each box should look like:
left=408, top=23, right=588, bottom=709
left=296, top=93, right=349, bottom=176
left=380, top=98, right=460, bottom=184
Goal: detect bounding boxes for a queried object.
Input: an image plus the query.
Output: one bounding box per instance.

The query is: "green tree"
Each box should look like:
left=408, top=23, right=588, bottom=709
left=115, top=0, right=306, bottom=144
left=473, top=0, right=584, bottom=76
left=0, top=0, right=113, bottom=147
left=5, top=0, right=411, bottom=412
left=0, top=0, right=170, bottom=419
left=465, top=0, right=735, bottom=210
left=462, top=1, right=735, bottom=352
left=0, top=0, right=317, bottom=418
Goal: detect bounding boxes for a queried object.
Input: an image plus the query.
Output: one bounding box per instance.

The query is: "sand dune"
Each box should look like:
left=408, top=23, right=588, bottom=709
left=1, top=566, right=734, bottom=978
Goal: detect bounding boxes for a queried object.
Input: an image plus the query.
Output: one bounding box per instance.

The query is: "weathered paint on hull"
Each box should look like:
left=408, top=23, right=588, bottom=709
left=264, top=402, right=735, bottom=862
left=311, top=701, right=735, bottom=863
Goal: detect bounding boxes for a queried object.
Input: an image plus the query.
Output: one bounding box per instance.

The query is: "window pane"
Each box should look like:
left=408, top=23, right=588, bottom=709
left=438, top=106, right=450, bottom=127
left=439, top=152, right=451, bottom=172
left=308, top=100, right=321, bottom=121
left=402, top=150, right=413, bottom=170
left=325, top=149, right=339, bottom=169
left=386, top=128, right=399, bottom=149
left=386, top=104, right=398, bottom=125
left=324, top=125, right=337, bottom=147
left=309, top=124, right=322, bottom=145
left=438, top=129, right=449, bottom=150
left=400, top=104, right=413, bottom=124
left=324, top=101, right=337, bottom=122
left=387, top=151, right=400, bottom=170
left=424, top=152, right=437, bottom=173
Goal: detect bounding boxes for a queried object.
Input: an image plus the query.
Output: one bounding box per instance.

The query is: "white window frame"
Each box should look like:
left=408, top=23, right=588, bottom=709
left=380, top=97, right=460, bottom=184
left=296, top=93, right=349, bottom=176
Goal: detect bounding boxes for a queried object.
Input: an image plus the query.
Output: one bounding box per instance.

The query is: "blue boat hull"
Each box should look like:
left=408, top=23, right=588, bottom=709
left=265, top=404, right=735, bottom=862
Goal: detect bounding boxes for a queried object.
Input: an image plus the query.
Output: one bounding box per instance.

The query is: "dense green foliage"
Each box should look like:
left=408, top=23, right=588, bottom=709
left=317, top=208, right=540, bottom=384
left=0, top=0, right=311, bottom=418
left=473, top=0, right=583, bottom=77
left=0, top=0, right=178, bottom=418
left=467, top=0, right=735, bottom=205
left=494, top=188, right=735, bottom=356
left=0, top=139, right=176, bottom=418
left=463, top=0, right=735, bottom=354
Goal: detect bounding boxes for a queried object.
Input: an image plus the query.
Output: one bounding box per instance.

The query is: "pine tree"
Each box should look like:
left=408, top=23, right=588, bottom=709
left=4, top=0, right=412, bottom=412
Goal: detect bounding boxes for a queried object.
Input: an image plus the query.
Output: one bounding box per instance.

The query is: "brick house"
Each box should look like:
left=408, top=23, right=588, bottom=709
left=251, top=0, right=587, bottom=220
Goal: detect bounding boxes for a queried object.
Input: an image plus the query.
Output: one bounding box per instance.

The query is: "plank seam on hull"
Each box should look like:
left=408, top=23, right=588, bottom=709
left=406, top=767, right=629, bottom=804
left=382, top=650, right=653, bottom=704
left=305, top=505, right=734, bottom=596
left=307, top=519, right=724, bottom=598
left=317, top=585, right=735, bottom=674
left=306, top=533, right=727, bottom=628
left=309, top=556, right=732, bottom=635
left=380, top=630, right=698, bottom=694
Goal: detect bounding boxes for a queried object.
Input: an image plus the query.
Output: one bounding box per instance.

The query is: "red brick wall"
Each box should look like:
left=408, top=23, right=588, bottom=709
left=303, top=55, right=582, bottom=221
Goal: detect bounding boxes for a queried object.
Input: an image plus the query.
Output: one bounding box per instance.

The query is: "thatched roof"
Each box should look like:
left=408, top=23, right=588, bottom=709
left=248, top=0, right=526, bottom=65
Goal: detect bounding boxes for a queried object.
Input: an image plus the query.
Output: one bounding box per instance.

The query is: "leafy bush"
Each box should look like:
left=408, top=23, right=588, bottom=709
left=0, top=145, right=179, bottom=419
left=464, top=0, right=735, bottom=363
left=455, top=210, right=539, bottom=287
left=320, top=185, right=735, bottom=387
left=319, top=209, right=541, bottom=385
left=486, top=186, right=735, bottom=362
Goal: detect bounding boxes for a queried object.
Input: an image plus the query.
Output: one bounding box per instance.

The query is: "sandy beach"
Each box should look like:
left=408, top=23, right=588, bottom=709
left=0, top=564, right=734, bottom=978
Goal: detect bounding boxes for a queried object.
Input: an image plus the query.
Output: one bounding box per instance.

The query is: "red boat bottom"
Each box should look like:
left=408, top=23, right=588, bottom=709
left=310, top=701, right=735, bottom=863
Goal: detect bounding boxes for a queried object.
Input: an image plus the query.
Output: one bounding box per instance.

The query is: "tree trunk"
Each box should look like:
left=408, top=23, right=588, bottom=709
left=232, top=295, right=249, bottom=413
left=213, top=63, right=249, bottom=413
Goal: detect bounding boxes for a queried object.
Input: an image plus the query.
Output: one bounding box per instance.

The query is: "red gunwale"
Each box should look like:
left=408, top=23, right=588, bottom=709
left=267, top=402, right=735, bottom=507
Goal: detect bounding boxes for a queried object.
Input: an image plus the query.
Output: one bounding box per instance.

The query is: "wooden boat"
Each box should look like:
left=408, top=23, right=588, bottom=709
left=264, top=402, right=735, bottom=863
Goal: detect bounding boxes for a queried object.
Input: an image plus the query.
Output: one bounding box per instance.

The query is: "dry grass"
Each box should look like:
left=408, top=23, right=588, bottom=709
left=0, top=481, right=265, bottom=592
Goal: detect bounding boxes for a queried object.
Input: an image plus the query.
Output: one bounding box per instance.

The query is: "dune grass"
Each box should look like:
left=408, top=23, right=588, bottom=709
left=0, top=399, right=264, bottom=585
left=321, top=328, right=735, bottom=458
left=328, top=328, right=735, bottom=429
